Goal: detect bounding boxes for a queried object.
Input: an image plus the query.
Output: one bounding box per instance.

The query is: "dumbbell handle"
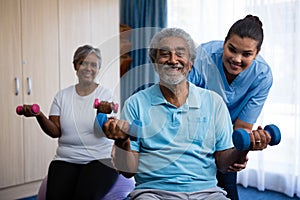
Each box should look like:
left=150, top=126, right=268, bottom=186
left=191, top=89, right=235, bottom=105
left=94, top=98, right=119, bottom=113
left=96, top=113, right=141, bottom=141
left=16, top=104, right=40, bottom=115
left=233, top=124, right=281, bottom=151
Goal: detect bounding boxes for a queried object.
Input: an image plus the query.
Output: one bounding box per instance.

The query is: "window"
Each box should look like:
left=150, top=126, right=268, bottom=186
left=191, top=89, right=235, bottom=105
left=168, top=0, right=300, bottom=197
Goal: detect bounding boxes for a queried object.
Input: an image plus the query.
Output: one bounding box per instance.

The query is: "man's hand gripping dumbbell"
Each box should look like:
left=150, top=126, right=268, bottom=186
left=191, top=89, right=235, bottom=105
left=233, top=124, right=281, bottom=151
left=94, top=99, right=141, bottom=142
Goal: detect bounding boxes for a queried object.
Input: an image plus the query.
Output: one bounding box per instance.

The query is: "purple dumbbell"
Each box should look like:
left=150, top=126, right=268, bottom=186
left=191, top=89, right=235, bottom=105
left=233, top=124, right=281, bottom=151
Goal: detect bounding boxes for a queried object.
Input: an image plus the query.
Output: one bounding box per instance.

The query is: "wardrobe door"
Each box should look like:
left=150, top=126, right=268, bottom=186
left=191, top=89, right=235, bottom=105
left=0, top=0, right=24, bottom=188
left=21, top=0, right=59, bottom=182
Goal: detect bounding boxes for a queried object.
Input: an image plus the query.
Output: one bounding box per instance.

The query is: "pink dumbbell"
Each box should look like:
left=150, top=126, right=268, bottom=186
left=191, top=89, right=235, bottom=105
left=94, top=98, right=119, bottom=113
left=16, top=104, right=40, bottom=115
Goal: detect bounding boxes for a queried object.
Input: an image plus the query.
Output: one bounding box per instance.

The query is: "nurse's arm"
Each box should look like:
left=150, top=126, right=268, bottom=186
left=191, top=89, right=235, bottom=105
left=233, top=118, right=253, bottom=133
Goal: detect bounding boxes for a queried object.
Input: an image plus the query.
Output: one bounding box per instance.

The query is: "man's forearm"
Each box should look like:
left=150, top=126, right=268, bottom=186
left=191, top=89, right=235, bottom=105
left=113, top=139, right=138, bottom=177
left=215, top=148, right=249, bottom=173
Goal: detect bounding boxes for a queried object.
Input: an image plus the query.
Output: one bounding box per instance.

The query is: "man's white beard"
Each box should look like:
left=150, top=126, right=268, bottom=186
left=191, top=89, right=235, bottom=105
left=159, top=64, right=187, bottom=85
left=160, top=73, right=186, bottom=85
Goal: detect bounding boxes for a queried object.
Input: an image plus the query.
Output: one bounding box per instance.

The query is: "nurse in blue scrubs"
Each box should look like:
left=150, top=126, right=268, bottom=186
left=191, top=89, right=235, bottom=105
left=188, top=15, right=273, bottom=200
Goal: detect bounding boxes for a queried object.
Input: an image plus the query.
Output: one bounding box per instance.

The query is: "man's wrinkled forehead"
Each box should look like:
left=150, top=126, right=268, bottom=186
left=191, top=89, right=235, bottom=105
left=157, top=36, right=189, bottom=52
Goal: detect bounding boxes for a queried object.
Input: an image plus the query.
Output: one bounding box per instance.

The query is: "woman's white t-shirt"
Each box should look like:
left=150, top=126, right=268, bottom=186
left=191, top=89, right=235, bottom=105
left=49, top=84, right=114, bottom=164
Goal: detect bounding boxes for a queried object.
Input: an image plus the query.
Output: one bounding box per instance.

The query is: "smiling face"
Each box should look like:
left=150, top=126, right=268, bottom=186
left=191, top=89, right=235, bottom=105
left=154, top=36, right=193, bottom=86
left=222, top=34, right=259, bottom=83
left=75, top=53, right=99, bottom=85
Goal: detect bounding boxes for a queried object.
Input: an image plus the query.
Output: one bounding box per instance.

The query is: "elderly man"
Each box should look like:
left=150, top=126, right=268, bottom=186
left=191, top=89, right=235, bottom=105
left=103, top=28, right=270, bottom=200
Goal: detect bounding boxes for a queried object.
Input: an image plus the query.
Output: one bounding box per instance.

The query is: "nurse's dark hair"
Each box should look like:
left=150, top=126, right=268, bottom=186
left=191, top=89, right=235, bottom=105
left=72, top=44, right=102, bottom=70
left=225, top=15, right=264, bottom=52
left=148, top=27, right=196, bottom=63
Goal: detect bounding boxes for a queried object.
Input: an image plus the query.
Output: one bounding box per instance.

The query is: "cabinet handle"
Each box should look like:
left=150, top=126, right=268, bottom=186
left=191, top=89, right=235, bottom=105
left=15, top=77, right=20, bottom=96
left=27, top=77, right=32, bottom=95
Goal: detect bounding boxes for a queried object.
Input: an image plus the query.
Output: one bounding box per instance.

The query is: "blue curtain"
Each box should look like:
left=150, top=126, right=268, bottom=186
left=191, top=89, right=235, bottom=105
left=120, top=0, right=167, bottom=106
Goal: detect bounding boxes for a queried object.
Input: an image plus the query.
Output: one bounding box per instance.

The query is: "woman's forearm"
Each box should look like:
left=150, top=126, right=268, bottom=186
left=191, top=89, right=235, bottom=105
left=36, top=113, right=61, bottom=138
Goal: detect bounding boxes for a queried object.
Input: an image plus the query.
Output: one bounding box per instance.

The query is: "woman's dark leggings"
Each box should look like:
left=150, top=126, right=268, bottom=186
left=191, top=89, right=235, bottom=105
left=217, top=171, right=239, bottom=200
left=46, top=159, right=119, bottom=200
